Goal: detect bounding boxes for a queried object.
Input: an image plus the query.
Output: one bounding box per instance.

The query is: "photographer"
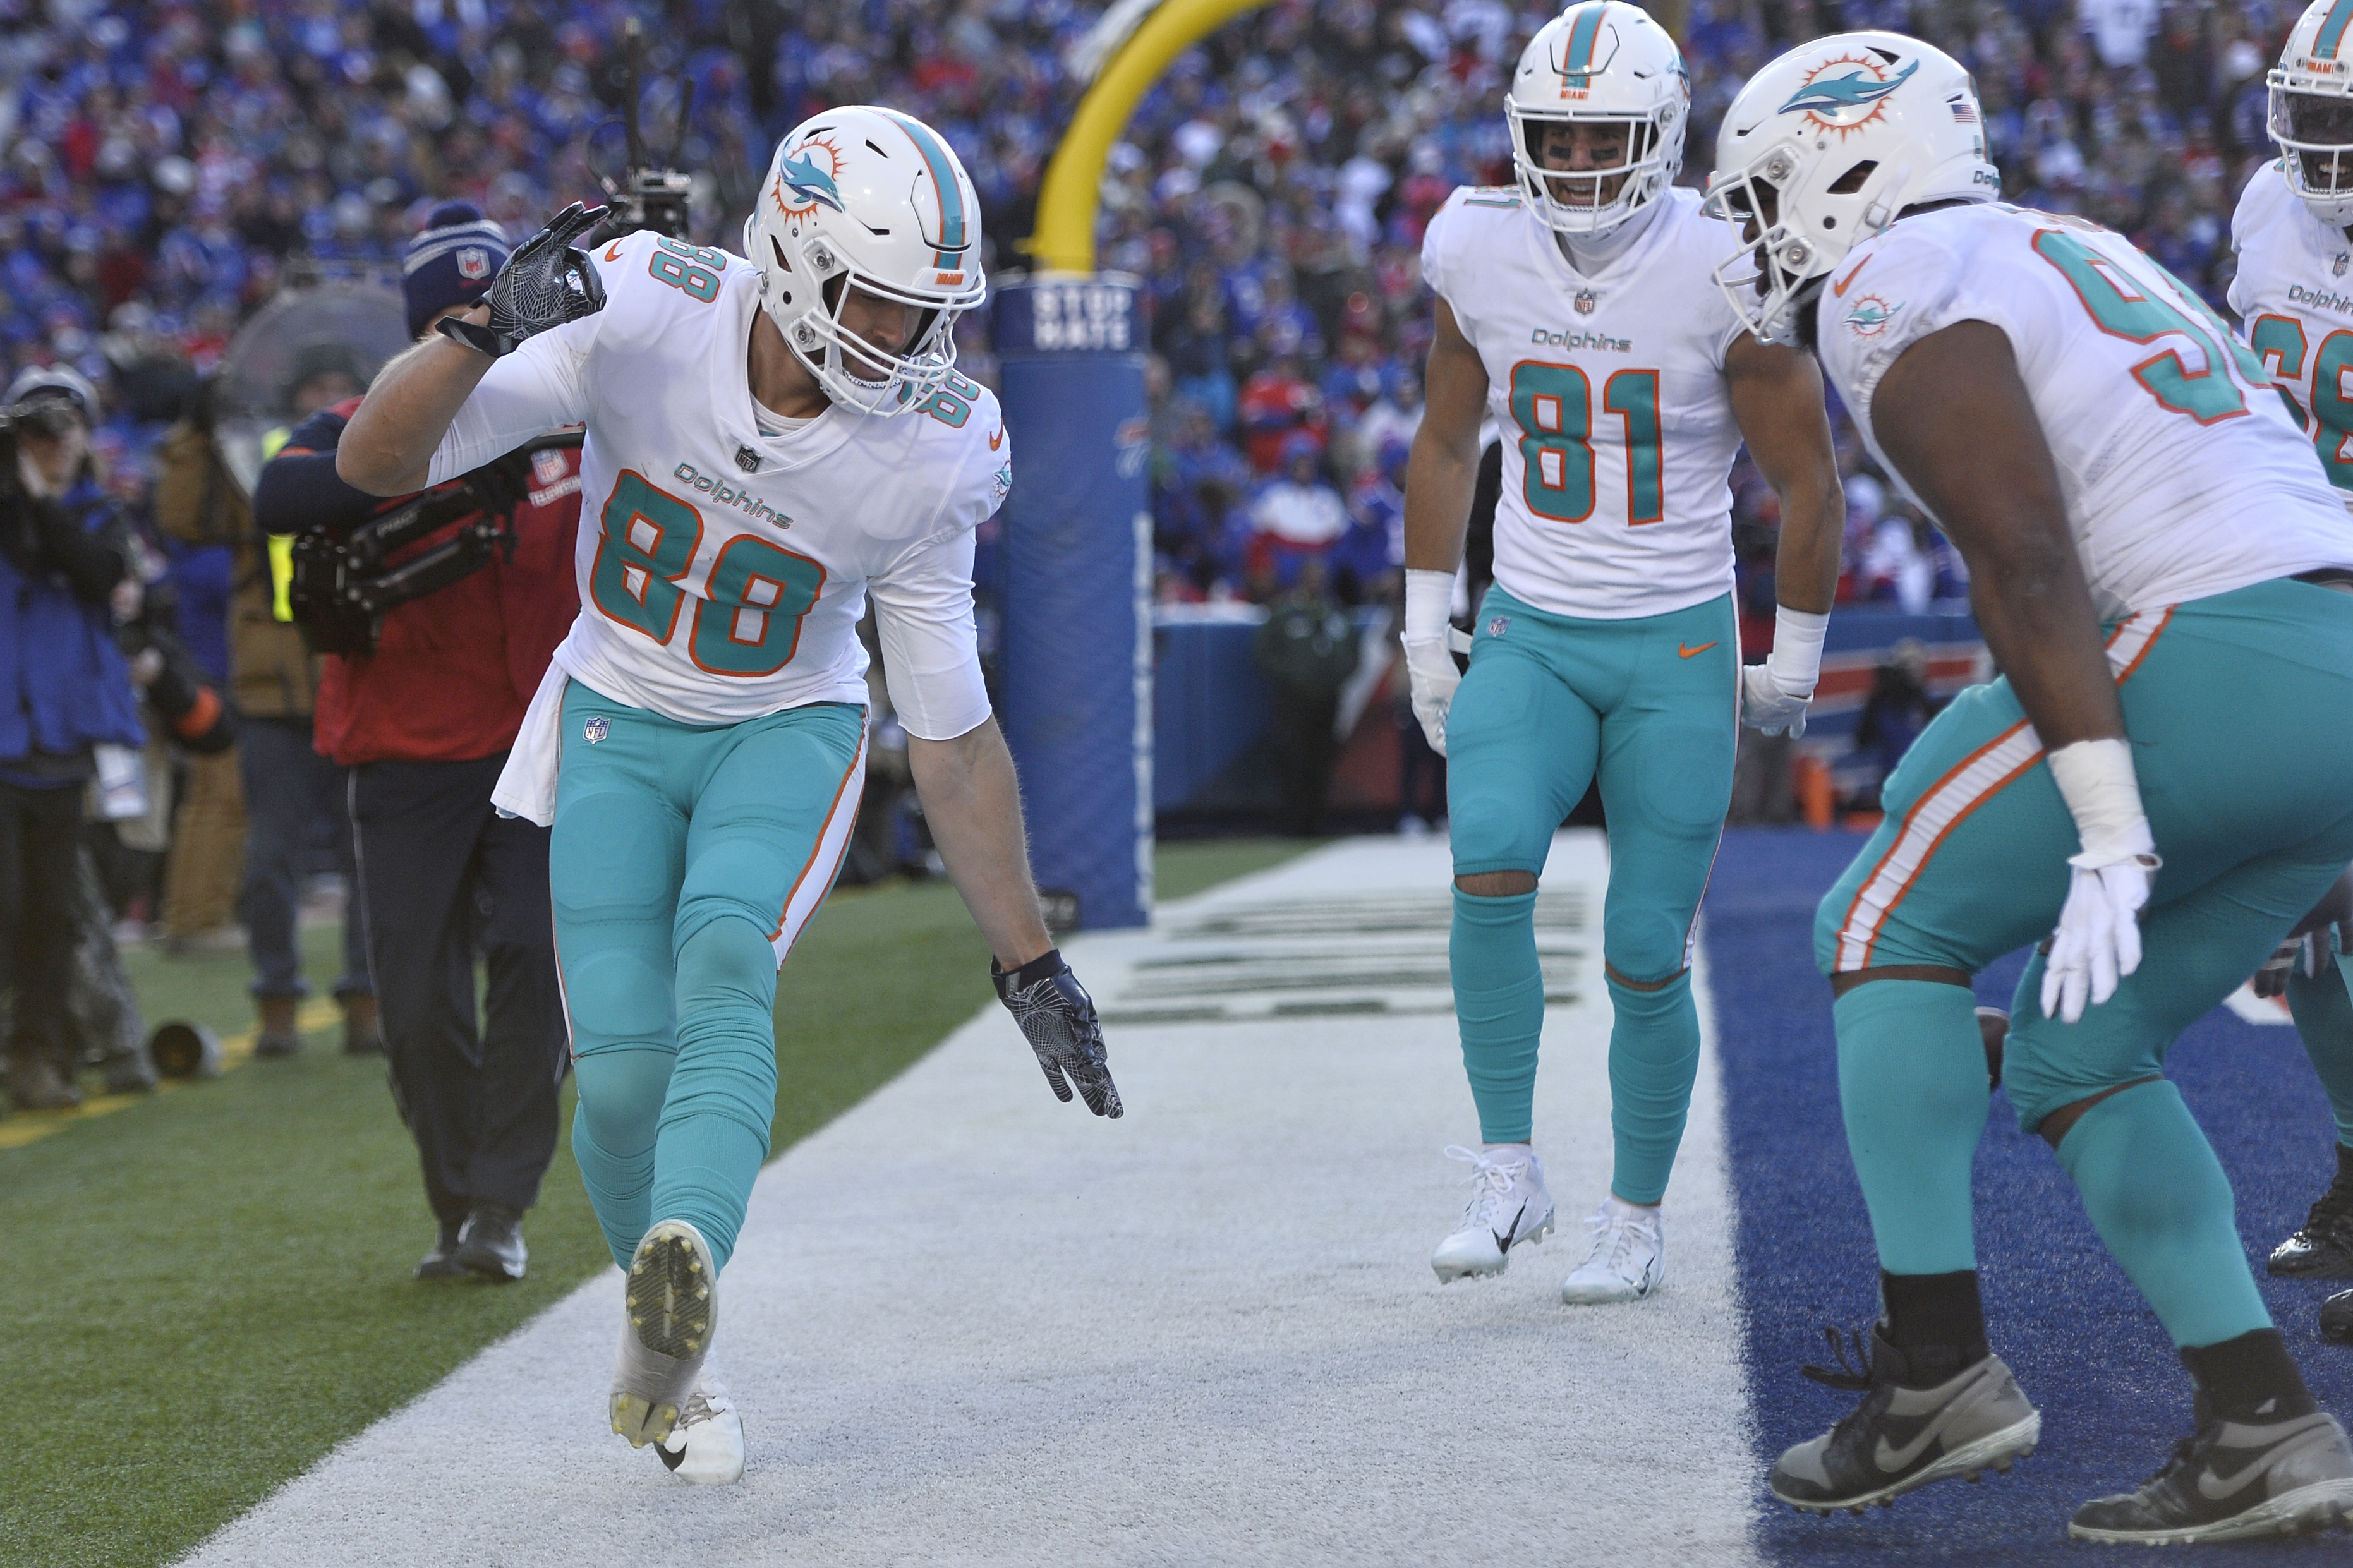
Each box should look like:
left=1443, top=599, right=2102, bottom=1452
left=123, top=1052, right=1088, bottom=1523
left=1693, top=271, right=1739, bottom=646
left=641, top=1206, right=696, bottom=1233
left=254, top=203, right=582, bottom=1282
left=0, top=368, right=144, bottom=1111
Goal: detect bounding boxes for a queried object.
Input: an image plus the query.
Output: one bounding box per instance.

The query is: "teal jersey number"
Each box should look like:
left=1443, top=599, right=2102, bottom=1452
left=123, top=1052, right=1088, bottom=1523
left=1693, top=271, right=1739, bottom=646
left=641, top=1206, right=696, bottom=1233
left=2251, top=313, right=2314, bottom=428
left=649, top=238, right=723, bottom=304
left=591, top=473, right=826, bottom=675
left=689, top=534, right=827, bottom=676
left=1603, top=369, right=1665, bottom=524
left=2031, top=229, right=2258, bottom=423
left=2313, top=330, right=2353, bottom=490
left=590, top=470, right=702, bottom=642
left=1508, top=361, right=1664, bottom=524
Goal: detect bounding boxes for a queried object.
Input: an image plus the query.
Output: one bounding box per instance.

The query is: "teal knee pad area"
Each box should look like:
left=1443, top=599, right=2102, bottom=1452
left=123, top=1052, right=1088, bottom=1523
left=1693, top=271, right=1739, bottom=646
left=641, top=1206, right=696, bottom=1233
left=1453, top=887, right=1543, bottom=1145
left=1834, top=980, right=1990, bottom=1276
left=2287, top=962, right=2353, bottom=1149
left=2056, top=1080, right=2272, bottom=1349
left=572, top=1048, right=674, bottom=1272
left=1605, top=971, right=1700, bottom=1206
left=651, top=916, right=783, bottom=1274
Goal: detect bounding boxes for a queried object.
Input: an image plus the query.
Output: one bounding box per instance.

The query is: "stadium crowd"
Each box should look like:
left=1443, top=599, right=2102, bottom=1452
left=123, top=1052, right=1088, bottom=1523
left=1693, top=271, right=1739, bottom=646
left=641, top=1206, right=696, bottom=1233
left=0, top=0, right=2306, bottom=1097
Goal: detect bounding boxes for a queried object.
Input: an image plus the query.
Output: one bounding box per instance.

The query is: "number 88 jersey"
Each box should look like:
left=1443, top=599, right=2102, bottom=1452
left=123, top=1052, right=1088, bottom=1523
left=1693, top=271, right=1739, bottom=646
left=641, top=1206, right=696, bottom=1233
left=2230, top=158, right=2353, bottom=510
left=426, top=228, right=1008, bottom=737
left=1817, top=202, right=2352, bottom=622
left=1420, top=184, right=1749, bottom=620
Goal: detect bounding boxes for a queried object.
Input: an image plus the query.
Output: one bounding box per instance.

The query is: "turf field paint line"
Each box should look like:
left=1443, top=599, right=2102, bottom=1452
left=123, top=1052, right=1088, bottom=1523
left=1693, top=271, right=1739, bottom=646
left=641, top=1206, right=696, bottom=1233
left=2223, top=981, right=2296, bottom=1025
left=0, top=998, right=339, bottom=1152
left=174, top=834, right=1763, bottom=1568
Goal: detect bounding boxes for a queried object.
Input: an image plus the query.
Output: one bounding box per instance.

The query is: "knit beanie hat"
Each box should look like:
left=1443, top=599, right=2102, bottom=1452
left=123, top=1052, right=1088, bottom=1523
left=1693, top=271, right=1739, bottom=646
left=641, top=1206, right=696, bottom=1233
left=402, top=202, right=513, bottom=339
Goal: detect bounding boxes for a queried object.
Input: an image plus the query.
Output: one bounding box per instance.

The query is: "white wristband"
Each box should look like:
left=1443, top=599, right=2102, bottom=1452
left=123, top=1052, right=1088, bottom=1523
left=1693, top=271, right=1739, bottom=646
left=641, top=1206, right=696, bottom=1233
left=1404, top=568, right=1455, bottom=643
left=2045, top=738, right=2146, bottom=855
left=1764, top=606, right=1829, bottom=695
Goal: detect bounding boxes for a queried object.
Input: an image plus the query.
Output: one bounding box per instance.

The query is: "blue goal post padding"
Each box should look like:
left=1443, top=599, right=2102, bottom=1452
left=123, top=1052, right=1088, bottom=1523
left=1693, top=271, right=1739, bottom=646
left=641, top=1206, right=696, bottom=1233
left=993, top=275, right=1153, bottom=930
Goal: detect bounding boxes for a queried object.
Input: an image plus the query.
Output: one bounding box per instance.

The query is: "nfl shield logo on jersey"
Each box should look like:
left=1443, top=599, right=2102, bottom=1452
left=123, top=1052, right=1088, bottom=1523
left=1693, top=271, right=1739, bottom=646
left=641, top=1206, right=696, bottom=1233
left=457, top=246, right=491, bottom=281
left=735, top=446, right=761, bottom=473
left=1574, top=289, right=1597, bottom=315
left=584, top=716, right=609, bottom=744
left=2337, top=253, right=2350, bottom=279
left=1487, top=615, right=1511, bottom=637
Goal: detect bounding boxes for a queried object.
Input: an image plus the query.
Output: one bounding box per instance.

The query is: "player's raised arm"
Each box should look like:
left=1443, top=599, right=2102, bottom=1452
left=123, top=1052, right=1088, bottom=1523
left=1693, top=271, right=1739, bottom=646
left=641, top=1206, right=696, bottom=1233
left=1398, top=295, right=1489, bottom=755
left=1725, top=334, right=1844, bottom=737
left=340, top=203, right=608, bottom=495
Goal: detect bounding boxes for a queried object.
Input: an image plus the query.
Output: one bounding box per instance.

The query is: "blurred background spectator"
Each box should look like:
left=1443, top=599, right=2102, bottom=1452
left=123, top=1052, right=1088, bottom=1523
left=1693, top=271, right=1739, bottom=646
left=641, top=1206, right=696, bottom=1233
left=0, top=0, right=2281, bottom=888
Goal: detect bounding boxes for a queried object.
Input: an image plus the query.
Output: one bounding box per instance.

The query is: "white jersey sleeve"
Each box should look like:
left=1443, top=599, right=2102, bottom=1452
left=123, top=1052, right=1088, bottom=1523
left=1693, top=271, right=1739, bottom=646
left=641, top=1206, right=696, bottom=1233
left=1817, top=204, right=2353, bottom=618
left=425, top=303, right=601, bottom=485
left=869, top=402, right=1007, bottom=741
left=2228, top=159, right=2353, bottom=507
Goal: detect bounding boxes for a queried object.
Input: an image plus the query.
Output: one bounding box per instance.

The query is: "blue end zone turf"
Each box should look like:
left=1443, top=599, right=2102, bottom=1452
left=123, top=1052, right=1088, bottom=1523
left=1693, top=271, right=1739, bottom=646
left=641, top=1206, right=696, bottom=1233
left=1706, top=826, right=2353, bottom=1562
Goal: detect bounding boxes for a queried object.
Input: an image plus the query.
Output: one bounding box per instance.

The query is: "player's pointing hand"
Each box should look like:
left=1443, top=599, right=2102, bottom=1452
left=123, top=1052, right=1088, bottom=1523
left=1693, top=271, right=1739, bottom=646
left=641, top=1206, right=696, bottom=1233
left=439, top=202, right=612, bottom=359
left=993, top=950, right=1123, bottom=1118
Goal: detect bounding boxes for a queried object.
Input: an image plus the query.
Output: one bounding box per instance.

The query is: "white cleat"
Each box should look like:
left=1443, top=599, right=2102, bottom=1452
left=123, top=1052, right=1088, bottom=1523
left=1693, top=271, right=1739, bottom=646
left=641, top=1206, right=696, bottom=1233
left=610, top=1218, right=718, bottom=1449
left=1561, top=1201, right=1664, bottom=1304
left=658, top=1356, right=745, bottom=1485
left=1431, top=1145, right=1556, bottom=1282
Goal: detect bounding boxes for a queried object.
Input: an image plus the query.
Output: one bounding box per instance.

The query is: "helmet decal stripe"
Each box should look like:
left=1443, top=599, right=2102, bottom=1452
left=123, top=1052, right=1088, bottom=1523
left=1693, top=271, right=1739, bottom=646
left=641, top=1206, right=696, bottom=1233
left=883, top=111, right=967, bottom=270
left=2319, top=0, right=2353, bottom=60
left=1560, top=5, right=1606, bottom=87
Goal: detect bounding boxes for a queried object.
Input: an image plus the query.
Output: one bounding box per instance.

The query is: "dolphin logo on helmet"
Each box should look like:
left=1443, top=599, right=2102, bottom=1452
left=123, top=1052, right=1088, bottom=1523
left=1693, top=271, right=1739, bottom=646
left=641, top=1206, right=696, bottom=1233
left=1777, top=58, right=1918, bottom=121
left=777, top=152, right=845, bottom=214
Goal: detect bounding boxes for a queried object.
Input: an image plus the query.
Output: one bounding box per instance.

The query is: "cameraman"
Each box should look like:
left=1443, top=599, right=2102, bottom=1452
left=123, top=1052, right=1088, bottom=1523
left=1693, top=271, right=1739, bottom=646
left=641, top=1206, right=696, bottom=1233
left=0, top=368, right=144, bottom=1111
left=254, top=203, right=582, bottom=1282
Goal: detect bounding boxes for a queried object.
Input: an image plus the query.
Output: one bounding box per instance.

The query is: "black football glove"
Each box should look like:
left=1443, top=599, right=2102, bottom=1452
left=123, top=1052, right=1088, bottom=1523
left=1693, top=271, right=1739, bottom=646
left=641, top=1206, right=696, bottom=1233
left=437, top=202, right=610, bottom=359
left=992, top=949, right=1122, bottom=1118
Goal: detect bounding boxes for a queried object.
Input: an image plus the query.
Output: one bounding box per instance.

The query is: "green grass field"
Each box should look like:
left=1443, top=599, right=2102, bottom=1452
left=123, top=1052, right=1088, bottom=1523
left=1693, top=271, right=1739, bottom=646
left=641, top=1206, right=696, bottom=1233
left=6, top=840, right=1307, bottom=1568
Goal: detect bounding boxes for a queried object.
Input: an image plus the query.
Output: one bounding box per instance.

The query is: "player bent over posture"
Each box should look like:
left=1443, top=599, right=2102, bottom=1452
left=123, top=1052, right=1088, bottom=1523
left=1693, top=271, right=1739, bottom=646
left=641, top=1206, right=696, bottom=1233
left=1709, top=33, right=2353, bottom=1542
left=2229, top=0, right=2353, bottom=1323
left=339, top=108, right=1121, bottom=1484
left=1406, top=1, right=1842, bottom=1303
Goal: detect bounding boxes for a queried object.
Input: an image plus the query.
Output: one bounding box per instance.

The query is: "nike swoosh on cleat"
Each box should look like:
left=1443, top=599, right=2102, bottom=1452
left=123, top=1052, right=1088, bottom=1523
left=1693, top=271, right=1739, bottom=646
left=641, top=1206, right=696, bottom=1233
left=1678, top=641, right=1718, bottom=658
left=1872, top=1408, right=1958, bottom=1473
left=2195, top=1438, right=2307, bottom=1502
left=1833, top=256, right=1872, bottom=298
left=1495, top=1202, right=1527, bottom=1254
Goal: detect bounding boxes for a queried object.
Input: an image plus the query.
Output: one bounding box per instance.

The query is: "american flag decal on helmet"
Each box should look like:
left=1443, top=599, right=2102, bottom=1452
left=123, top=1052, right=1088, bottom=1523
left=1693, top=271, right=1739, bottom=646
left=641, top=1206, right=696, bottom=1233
left=1949, top=97, right=1978, bottom=123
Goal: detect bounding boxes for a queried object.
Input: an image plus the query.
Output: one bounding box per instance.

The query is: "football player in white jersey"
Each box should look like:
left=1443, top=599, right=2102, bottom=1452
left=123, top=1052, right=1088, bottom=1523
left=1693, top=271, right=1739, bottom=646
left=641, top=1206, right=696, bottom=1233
left=2227, top=0, right=2353, bottom=1311
left=1405, top=1, right=1844, bottom=1304
left=1710, top=32, right=2353, bottom=1541
left=338, top=107, right=1122, bottom=1483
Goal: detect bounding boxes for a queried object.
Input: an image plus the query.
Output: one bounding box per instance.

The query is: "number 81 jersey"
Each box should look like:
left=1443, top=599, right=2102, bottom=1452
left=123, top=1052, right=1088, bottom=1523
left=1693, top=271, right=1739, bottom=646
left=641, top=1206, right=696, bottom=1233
left=1420, top=184, right=1748, bottom=620
left=426, top=228, right=1008, bottom=732
left=2230, top=159, right=2353, bottom=509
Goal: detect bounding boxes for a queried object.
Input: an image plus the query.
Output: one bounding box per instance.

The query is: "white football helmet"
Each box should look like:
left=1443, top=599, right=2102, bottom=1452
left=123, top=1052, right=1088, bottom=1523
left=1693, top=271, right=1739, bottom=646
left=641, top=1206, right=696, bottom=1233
left=2270, top=0, right=2353, bottom=227
left=743, top=106, right=986, bottom=416
left=1504, top=2, right=1688, bottom=236
left=1702, top=33, right=1997, bottom=345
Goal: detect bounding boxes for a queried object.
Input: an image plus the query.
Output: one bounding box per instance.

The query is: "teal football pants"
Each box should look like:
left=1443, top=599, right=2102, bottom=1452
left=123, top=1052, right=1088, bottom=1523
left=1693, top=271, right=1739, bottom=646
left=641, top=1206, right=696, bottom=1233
left=1445, top=585, right=1738, bottom=1205
left=1817, top=580, right=2353, bottom=1349
left=550, top=680, right=866, bottom=1275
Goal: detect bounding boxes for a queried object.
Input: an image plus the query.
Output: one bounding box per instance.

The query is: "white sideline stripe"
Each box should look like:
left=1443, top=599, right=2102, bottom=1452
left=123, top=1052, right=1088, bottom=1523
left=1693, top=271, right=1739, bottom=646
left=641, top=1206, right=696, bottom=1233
left=1834, top=607, right=2170, bottom=971
left=770, top=727, right=867, bottom=966
left=175, top=833, right=1761, bottom=1568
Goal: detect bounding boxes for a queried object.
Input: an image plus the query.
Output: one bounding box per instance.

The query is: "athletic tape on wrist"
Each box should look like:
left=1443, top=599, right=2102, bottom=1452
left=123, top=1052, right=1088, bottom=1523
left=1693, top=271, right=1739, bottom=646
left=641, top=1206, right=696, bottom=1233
left=1403, top=569, right=1455, bottom=645
left=1765, top=606, right=1829, bottom=693
left=2045, top=738, right=2147, bottom=855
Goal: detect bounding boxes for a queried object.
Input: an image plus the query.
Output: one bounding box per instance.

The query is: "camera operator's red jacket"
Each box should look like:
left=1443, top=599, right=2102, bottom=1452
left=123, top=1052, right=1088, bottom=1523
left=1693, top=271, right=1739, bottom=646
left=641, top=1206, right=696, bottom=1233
left=254, top=396, right=582, bottom=766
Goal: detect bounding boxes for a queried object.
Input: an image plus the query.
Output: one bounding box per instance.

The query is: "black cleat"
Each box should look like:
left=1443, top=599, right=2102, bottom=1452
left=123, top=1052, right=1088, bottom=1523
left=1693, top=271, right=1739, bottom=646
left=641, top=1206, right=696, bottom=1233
left=454, top=1203, right=528, bottom=1282
left=2322, top=1291, right=2353, bottom=1345
left=1772, top=1325, right=2040, bottom=1515
left=2068, top=1411, right=2353, bottom=1544
left=2271, top=1167, right=2353, bottom=1278
left=414, top=1220, right=468, bottom=1280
